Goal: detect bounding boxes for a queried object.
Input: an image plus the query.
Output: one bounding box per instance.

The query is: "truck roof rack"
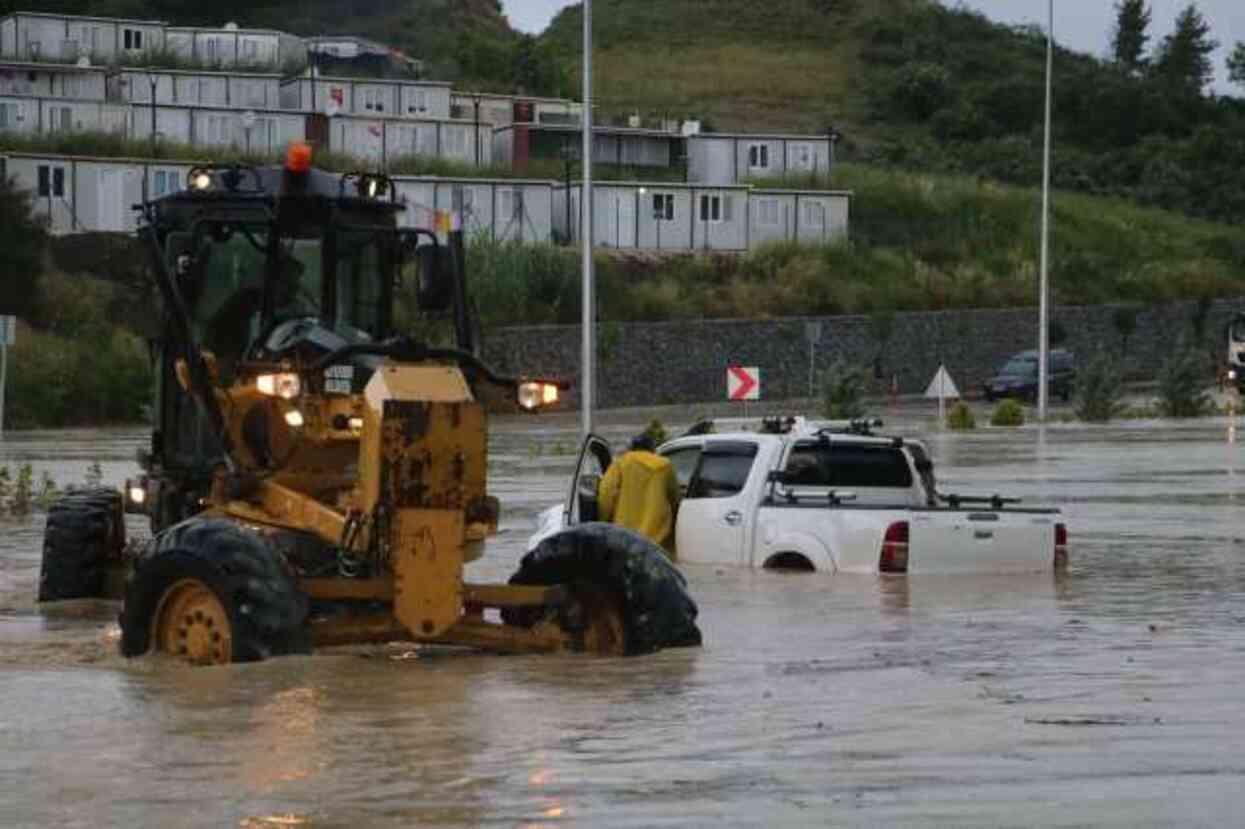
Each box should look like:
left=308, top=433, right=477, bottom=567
left=682, top=416, right=885, bottom=438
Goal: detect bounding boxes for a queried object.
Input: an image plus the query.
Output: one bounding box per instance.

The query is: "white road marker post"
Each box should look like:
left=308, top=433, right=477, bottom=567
left=939, top=368, right=946, bottom=426
left=924, top=365, right=960, bottom=428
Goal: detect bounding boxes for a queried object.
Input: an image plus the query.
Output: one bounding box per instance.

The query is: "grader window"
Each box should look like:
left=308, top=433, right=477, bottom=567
left=334, top=230, right=388, bottom=338
left=189, top=227, right=270, bottom=379
left=174, top=225, right=324, bottom=381
left=271, top=236, right=325, bottom=325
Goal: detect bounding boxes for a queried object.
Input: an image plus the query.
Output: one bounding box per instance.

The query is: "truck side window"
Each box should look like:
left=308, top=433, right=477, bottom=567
left=784, top=442, right=914, bottom=489
left=686, top=442, right=758, bottom=499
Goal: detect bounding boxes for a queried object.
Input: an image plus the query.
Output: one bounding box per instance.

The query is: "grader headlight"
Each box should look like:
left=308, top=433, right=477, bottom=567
left=517, top=381, right=560, bottom=411
left=256, top=372, right=302, bottom=400
left=187, top=167, right=213, bottom=191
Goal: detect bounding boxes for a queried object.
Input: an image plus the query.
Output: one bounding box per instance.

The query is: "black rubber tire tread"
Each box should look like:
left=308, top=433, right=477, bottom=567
left=506, top=522, right=702, bottom=656
left=38, top=488, right=124, bottom=602
left=119, top=518, right=311, bottom=662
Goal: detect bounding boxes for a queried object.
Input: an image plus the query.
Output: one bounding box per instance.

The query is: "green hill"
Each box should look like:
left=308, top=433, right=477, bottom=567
left=542, top=0, right=1245, bottom=225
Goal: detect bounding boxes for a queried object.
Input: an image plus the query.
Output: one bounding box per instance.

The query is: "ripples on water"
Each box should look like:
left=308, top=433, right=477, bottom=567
left=2, top=412, right=1244, bottom=827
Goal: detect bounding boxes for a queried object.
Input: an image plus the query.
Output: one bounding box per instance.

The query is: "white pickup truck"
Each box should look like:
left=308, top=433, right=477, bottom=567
left=531, top=417, right=1068, bottom=575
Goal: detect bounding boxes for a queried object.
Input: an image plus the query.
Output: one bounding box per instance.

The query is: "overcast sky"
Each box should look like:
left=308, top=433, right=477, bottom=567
left=501, top=0, right=1243, bottom=94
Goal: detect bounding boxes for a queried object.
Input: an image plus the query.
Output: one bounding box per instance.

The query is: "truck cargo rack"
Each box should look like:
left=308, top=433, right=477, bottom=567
left=683, top=415, right=885, bottom=438
left=938, top=493, right=1022, bottom=510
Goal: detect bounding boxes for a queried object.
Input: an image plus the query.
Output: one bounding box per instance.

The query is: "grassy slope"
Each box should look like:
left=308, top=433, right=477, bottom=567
left=467, top=163, right=1245, bottom=328
left=541, top=0, right=918, bottom=132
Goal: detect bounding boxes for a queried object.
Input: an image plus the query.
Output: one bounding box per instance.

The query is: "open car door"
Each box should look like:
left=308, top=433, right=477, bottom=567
left=565, top=435, right=613, bottom=527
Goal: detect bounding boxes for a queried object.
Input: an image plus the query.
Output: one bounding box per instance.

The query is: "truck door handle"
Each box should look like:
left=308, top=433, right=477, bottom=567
left=724, top=511, right=743, bottom=526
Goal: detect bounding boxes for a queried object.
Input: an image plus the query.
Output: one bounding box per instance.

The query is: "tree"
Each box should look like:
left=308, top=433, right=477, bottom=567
left=1112, top=0, right=1152, bottom=75
left=1153, top=4, right=1219, bottom=97
left=1228, top=41, right=1245, bottom=92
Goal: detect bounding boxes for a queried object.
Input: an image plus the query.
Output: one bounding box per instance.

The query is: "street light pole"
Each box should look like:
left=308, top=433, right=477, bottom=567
left=1038, top=0, right=1053, bottom=422
left=149, top=72, right=158, bottom=154
left=472, top=95, right=481, bottom=167
left=581, top=0, right=595, bottom=436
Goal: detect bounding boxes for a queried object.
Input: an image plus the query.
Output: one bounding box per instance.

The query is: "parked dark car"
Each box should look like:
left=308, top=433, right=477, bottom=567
left=983, top=349, right=1076, bottom=402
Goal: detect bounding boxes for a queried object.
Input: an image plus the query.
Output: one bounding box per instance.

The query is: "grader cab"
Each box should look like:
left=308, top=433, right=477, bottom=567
left=37, top=144, right=700, bottom=665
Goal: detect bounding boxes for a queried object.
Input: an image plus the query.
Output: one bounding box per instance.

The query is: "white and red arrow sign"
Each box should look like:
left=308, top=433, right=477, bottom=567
left=727, top=365, right=760, bottom=401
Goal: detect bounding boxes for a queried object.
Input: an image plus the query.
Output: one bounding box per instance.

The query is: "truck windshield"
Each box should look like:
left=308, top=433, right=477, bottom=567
left=999, top=357, right=1037, bottom=377
left=1232, top=319, right=1245, bottom=342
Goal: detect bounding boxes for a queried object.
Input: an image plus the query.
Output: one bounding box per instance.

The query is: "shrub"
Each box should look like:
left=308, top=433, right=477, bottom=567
left=820, top=360, right=867, bottom=419
left=990, top=398, right=1026, bottom=427
left=1075, top=355, right=1127, bottom=422
left=947, top=401, right=976, bottom=430
left=1157, top=349, right=1215, bottom=418
left=892, top=62, right=954, bottom=119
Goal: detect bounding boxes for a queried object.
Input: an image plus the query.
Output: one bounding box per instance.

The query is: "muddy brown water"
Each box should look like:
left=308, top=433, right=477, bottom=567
left=3, top=409, right=1245, bottom=827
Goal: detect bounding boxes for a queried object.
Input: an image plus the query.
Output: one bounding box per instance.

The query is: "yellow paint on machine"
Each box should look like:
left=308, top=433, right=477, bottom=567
left=393, top=508, right=465, bottom=639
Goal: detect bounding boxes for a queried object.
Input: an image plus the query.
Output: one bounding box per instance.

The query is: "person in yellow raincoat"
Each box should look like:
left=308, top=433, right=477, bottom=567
left=598, top=434, right=681, bottom=557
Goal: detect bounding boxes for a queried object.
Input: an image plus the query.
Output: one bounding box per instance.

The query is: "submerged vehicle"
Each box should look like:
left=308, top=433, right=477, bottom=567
left=36, top=143, right=700, bottom=664
left=982, top=349, right=1076, bottom=403
left=534, top=417, right=1068, bottom=575
left=1228, top=313, right=1245, bottom=393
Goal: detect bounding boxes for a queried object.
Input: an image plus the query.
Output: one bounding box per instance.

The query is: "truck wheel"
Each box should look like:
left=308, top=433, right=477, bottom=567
left=38, top=488, right=124, bottom=602
left=504, top=522, right=702, bottom=656
left=120, top=519, right=311, bottom=665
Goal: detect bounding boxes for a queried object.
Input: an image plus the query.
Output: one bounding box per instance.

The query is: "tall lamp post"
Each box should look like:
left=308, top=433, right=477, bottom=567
left=472, top=94, right=482, bottom=167
left=580, top=0, right=595, bottom=436
left=148, top=71, right=158, bottom=154
left=1038, top=0, right=1054, bottom=422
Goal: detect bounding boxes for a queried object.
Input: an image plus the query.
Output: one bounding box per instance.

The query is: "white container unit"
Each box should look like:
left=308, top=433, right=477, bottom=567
left=0, top=12, right=166, bottom=63
left=280, top=76, right=451, bottom=119
left=749, top=189, right=851, bottom=246
left=3, top=152, right=193, bottom=234
left=392, top=178, right=555, bottom=244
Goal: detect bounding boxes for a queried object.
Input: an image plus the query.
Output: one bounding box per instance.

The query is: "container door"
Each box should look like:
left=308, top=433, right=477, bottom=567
left=675, top=440, right=759, bottom=566
left=566, top=435, right=612, bottom=527
left=98, top=168, right=124, bottom=232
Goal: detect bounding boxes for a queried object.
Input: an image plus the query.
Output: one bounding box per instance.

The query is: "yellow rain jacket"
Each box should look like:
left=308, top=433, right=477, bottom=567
left=598, top=450, right=681, bottom=556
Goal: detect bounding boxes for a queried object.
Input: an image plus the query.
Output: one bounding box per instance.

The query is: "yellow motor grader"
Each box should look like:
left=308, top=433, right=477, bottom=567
left=37, top=144, right=700, bottom=665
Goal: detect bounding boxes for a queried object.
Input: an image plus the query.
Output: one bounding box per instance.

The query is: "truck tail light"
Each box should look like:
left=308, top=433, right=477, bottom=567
left=879, top=521, right=909, bottom=574
left=1054, top=523, right=1069, bottom=569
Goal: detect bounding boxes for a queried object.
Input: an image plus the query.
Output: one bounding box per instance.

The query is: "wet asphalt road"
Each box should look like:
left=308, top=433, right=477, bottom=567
left=2, top=404, right=1244, bottom=827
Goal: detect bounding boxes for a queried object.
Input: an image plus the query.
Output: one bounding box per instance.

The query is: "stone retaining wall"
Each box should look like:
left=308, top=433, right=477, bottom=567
left=481, top=299, right=1243, bottom=408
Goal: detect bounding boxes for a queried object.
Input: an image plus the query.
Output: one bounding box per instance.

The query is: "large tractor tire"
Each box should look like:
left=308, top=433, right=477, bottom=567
left=38, top=488, right=125, bottom=602
left=505, top=522, right=702, bottom=656
left=119, top=518, right=311, bottom=665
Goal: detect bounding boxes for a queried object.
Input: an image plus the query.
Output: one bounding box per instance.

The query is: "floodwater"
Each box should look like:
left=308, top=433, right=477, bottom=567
left=3, top=406, right=1245, bottom=827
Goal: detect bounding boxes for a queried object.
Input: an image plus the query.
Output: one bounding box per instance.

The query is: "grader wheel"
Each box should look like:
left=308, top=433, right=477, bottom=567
left=121, top=518, right=311, bottom=664
left=506, top=523, right=702, bottom=656
left=38, top=488, right=125, bottom=602
left=153, top=579, right=233, bottom=666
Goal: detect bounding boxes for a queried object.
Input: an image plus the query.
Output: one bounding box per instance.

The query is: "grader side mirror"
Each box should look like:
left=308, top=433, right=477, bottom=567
left=398, top=231, right=454, bottom=312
